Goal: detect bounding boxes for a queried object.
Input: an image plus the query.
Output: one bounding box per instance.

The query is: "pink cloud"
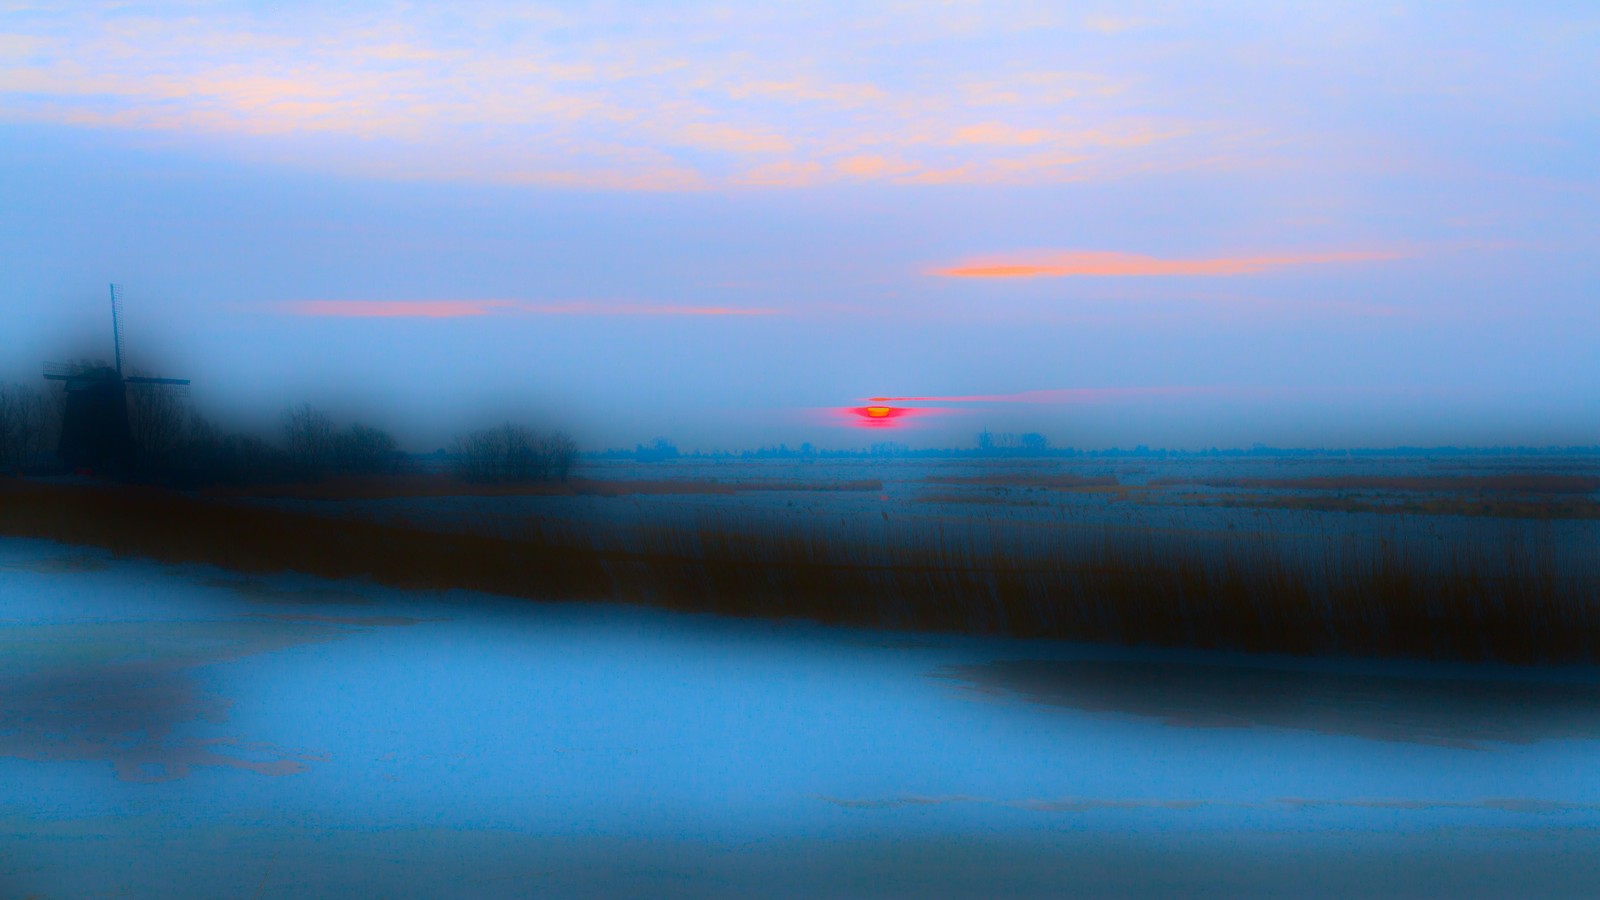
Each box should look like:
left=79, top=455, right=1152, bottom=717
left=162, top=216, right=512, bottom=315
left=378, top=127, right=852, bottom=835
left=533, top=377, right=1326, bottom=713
left=835, top=154, right=918, bottom=178
left=930, top=249, right=1408, bottom=278
left=734, top=160, right=826, bottom=187
left=949, top=122, right=1054, bottom=146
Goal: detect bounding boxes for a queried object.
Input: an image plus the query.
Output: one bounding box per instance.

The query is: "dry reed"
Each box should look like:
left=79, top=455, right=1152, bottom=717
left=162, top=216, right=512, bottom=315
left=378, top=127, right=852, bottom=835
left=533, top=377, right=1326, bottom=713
left=2, top=479, right=1596, bottom=665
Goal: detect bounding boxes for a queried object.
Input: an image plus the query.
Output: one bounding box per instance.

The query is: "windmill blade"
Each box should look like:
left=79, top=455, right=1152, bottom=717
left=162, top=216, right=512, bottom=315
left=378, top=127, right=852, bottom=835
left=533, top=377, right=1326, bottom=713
left=43, top=360, right=86, bottom=379
left=110, top=283, right=123, bottom=377
left=124, top=376, right=191, bottom=386
left=125, top=375, right=192, bottom=400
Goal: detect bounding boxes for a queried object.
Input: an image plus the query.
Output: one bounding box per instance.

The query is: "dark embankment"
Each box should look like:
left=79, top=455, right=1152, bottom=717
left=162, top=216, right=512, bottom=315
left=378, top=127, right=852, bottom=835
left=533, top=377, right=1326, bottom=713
left=923, top=473, right=1120, bottom=490
left=1153, top=474, right=1600, bottom=494
left=1176, top=492, right=1600, bottom=520
left=202, top=473, right=883, bottom=501
left=2, top=479, right=1597, bottom=664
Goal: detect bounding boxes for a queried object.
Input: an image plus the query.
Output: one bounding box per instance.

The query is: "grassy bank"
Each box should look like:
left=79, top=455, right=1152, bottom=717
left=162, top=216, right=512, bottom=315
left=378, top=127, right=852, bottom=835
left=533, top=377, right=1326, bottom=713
left=2, top=479, right=1596, bottom=664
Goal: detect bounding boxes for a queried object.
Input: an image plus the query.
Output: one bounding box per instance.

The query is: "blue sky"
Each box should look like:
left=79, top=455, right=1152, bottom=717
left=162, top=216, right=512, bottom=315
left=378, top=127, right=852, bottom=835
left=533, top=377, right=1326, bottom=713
left=1, top=1, right=1596, bottom=450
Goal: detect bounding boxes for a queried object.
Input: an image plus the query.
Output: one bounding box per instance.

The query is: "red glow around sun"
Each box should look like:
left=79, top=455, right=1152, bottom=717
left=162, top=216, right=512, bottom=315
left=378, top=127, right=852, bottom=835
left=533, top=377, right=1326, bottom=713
left=821, top=401, right=952, bottom=429
left=849, top=405, right=906, bottom=427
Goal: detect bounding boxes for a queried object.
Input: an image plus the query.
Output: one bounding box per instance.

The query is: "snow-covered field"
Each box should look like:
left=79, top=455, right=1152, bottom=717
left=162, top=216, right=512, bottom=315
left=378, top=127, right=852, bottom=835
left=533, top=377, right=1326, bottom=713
left=4, top=535, right=1600, bottom=897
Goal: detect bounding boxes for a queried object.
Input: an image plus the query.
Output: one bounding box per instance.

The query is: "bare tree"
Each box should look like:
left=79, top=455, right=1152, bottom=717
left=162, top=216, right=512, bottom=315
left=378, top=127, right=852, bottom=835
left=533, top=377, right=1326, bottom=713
left=127, top=380, right=189, bottom=468
left=282, top=403, right=337, bottom=473
left=334, top=423, right=402, bottom=474
left=453, top=424, right=577, bottom=482
left=0, top=383, right=49, bottom=473
left=541, top=431, right=577, bottom=480
left=1019, top=432, right=1050, bottom=453
left=453, top=424, right=523, bottom=482
left=277, top=405, right=407, bottom=477
left=176, top=412, right=298, bottom=485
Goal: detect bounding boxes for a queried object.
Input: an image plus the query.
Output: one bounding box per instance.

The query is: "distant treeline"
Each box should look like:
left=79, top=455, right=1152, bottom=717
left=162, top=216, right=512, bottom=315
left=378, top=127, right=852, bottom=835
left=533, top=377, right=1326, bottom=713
left=178, top=406, right=575, bottom=486
left=0, top=379, right=575, bottom=486
left=0, top=383, right=53, bottom=472
left=592, top=433, right=1600, bottom=462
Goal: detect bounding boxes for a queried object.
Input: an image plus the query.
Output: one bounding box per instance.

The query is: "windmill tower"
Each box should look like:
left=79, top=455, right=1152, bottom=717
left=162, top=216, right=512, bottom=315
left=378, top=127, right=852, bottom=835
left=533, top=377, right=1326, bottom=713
left=43, top=285, right=191, bottom=474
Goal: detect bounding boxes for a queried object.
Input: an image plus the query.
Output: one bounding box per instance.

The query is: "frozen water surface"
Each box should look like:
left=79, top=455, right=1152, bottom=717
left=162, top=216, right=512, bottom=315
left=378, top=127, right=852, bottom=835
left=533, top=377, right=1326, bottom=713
left=3, top=536, right=1600, bottom=897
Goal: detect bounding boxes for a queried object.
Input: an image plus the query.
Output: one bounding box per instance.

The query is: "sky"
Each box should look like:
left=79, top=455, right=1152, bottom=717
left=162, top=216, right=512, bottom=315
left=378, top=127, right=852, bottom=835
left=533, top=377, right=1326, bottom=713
left=1, top=1, right=1596, bottom=451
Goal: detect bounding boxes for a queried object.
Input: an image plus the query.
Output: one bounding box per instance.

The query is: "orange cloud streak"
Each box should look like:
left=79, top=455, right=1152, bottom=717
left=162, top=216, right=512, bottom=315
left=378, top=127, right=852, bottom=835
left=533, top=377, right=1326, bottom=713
left=930, top=250, right=1408, bottom=278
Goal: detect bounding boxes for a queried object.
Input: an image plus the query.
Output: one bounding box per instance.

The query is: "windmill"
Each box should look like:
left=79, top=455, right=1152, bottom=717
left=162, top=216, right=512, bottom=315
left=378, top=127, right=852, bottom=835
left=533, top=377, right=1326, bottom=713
left=42, top=284, right=191, bottom=474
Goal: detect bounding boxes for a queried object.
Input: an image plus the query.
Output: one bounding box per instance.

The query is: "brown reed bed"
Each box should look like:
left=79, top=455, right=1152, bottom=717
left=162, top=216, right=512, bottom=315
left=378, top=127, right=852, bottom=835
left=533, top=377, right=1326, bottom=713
left=202, top=473, right=883, bottom=501
left=1152, top=474, right=1600, bottom=494
left=2, top=478, right=1597, bottom=665
left=1, top=480, right=615, bottom=599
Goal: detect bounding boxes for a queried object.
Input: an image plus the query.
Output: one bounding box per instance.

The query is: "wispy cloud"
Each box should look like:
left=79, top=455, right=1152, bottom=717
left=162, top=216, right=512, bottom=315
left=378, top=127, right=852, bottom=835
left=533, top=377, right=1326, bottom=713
left=281, top=300, right=514, bottom=318
left=834, top=154, right=919, bottom=179
left=0, top=3, right=1226, bottom=189
left=515, top=303, right=780, bottom=317
left=930, top=250, right=1409, bottom=278
left=949, top=122, right=1054, bottom=146
left=733, top=160, right=826, bottom=187
left=725, top=78, right=886, bottom=107
left=866, top=387, right=1221, bottom=404
left=674, top=123, right=794, bottom=155
left=2, top=3, right=1583, bottom=194
left=1082, top=15, right=1159, bottom=34
left=277, top=300, right=780, bottom=318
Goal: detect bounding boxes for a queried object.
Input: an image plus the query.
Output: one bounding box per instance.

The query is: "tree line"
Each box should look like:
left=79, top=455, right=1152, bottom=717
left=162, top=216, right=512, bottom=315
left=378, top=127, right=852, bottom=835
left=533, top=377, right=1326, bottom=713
left=0, top=379, right=576, bottom=484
